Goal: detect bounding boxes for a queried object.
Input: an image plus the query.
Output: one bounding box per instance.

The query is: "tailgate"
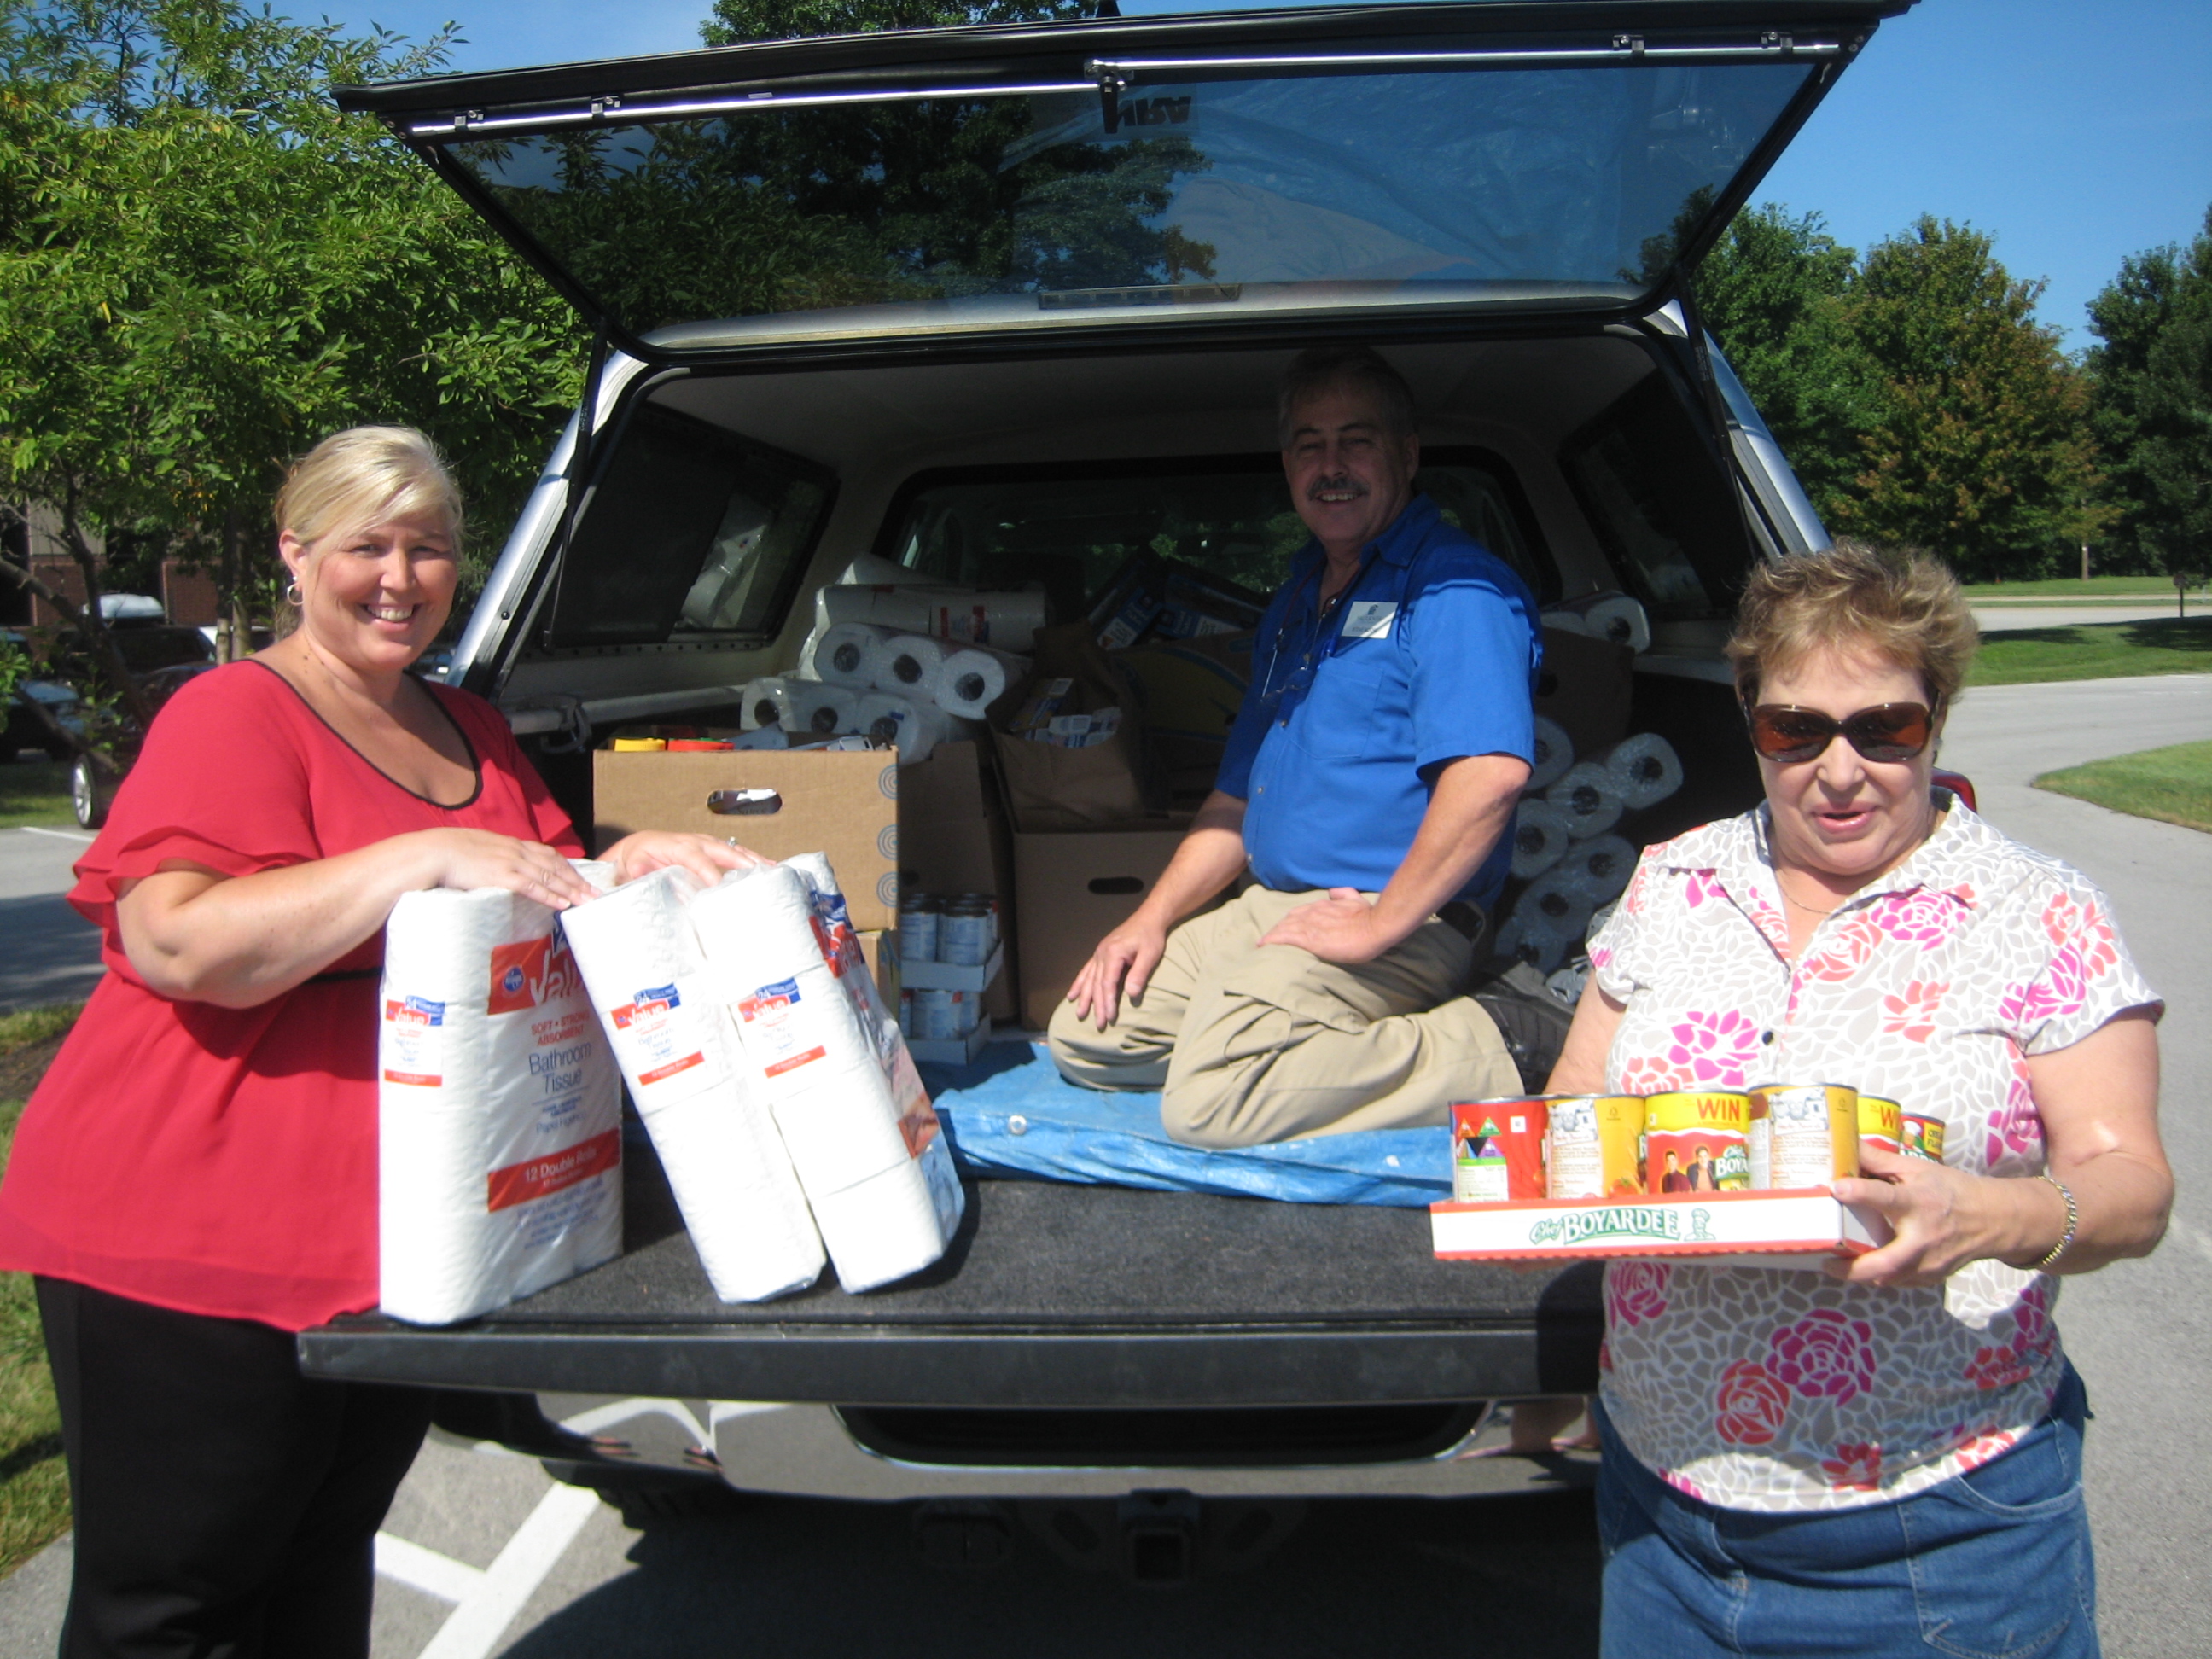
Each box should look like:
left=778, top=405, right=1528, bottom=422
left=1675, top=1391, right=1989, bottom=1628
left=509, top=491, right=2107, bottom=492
left=300, top=1127, right=1602, bottom=1406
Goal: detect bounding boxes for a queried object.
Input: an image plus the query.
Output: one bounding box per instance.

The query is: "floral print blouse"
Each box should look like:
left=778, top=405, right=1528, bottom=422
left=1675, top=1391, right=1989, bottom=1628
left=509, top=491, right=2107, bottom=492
left=1587, top=793, right=2159, bottom=1512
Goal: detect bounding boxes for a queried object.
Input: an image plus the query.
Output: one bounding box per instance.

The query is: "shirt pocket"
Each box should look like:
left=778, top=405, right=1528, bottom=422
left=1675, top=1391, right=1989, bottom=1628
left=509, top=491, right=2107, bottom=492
left=1287, top=640, right=1400, bottom=763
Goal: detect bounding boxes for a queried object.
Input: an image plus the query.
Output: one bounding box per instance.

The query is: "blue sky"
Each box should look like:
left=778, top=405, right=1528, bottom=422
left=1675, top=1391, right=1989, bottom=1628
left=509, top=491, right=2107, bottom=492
left=325, top=0, right=2211, bottom=349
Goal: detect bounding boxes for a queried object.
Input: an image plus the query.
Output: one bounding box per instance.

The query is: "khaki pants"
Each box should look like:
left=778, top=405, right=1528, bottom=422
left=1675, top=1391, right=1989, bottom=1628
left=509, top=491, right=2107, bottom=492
left=1047, top=886, right=1521, bottom=1147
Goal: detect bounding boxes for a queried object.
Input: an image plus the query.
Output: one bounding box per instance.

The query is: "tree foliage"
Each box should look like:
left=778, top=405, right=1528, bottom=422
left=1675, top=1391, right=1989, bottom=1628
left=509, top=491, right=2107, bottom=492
left=0, top=0, right=583, bottom=718
left=2084, top=207, right=2212, bottom=578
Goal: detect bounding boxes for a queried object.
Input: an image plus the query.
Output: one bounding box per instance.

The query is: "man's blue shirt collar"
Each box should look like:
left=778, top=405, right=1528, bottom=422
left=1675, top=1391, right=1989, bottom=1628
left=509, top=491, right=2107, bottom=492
left=1285, top=492, right=1441, bottom=586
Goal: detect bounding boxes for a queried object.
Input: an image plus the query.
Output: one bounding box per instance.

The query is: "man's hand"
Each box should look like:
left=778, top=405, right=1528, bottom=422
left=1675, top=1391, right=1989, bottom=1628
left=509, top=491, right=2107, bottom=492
left=1259, top=888, right=1394, bottom=963
left=1066, top=915, right=1171, bottom=1031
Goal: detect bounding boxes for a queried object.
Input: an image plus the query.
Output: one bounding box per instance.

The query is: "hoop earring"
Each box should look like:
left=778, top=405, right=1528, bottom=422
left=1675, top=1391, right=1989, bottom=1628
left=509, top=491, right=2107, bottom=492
left=285, top=581, right=303, bottom=607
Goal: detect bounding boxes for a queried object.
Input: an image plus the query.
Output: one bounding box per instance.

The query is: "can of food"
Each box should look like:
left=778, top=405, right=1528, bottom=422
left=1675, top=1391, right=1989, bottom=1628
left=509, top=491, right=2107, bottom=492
left=1747, top=1083, right=1860, bottom=1190
left=1545, top=1095, right=1646, bottom=1199
left=1452, top=1097, right=1549, bottom=1202
left=954, top=892, right=1001, bottom=955
left=940, top=900, right=993, bottom=967
left=1644, top=1091, right=1752, bottom=1193
left=911, top=987, right=957, bottom=1041
left=1858, top=1093, right=1904, bottom=1156
left=899, top=893, right=942, bottom=964
left=1901, top=1111, right=1946, bottom=1163
left=947, top=988, right=981, bottom=1037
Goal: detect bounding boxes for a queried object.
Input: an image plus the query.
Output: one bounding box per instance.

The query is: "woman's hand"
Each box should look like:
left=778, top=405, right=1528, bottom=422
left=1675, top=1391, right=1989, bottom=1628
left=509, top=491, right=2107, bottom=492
left=1826, top=1146, right=2061, bottom=1288
left=597, top=831, right=772, bottom=891
left=412, top=828, right=602, bottom=909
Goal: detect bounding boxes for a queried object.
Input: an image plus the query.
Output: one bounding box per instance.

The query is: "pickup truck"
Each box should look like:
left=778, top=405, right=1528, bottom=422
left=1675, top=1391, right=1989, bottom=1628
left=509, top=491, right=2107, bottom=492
left=311, top=0, right=1915, bottom=1563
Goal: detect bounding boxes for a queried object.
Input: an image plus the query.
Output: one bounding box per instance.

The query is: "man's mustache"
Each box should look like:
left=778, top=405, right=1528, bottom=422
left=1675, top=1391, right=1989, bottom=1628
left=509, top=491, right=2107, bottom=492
left=1306, top=473, right=1369, bottom=500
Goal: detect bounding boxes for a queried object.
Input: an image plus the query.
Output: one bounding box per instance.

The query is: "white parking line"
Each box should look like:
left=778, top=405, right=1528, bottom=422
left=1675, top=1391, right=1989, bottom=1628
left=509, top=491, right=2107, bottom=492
left=375, top=1481, right=601, bottom=1659
left=18, top=826, right=96, bottom=843
left=374, top=1532, right=487, bottom=1604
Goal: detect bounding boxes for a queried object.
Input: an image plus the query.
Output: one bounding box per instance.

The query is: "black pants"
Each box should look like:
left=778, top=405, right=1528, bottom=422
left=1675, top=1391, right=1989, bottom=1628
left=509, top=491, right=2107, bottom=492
left=36, top=1278, right=433, bottom=1659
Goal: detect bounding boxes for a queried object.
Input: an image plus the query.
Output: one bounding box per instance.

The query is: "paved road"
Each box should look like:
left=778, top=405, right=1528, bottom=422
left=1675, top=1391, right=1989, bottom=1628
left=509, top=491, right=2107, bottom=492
left=1971, top=603, right=2202, bottom=631
left=0, top=827, right=103, bottom=1014
left=1, top=676, right=2206, bottom=1656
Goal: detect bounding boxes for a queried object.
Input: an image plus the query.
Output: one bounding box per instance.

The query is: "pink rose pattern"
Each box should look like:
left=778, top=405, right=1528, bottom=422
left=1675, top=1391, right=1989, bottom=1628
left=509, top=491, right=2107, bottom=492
left=1585, top=803, right=2157, bottom=1513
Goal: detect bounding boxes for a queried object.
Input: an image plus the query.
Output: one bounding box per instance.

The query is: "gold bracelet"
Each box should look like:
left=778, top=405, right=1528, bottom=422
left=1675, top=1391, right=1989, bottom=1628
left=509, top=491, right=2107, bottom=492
left=2032, top=1172, right=2078, bottom=1272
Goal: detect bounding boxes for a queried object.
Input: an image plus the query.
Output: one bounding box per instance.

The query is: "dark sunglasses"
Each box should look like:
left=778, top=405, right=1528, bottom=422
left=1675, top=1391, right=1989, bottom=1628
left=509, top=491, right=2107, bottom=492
left=1744, top=701, right=1937, bottom=765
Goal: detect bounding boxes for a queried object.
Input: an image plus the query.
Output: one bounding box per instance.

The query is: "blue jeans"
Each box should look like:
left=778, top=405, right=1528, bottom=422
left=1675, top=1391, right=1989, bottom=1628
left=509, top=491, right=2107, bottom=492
left=1595, top=1366, right=2097, bottom=1659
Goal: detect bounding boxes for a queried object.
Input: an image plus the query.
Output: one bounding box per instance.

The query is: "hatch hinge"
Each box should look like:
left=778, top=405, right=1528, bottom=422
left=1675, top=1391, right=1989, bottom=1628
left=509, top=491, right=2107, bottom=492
left=1761, top=31, right=1796, bottom=55
left=1612, top=34, right=1644, bottom=58
left=1089, top=59, right=1131, bottom=134
left=590, top=95, right=622, bottom=124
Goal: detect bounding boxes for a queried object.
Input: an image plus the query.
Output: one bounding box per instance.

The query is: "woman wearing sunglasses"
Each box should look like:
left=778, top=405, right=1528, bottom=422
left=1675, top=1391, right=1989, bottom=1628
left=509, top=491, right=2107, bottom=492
left=1545, top=540, right=2169, bottom=1658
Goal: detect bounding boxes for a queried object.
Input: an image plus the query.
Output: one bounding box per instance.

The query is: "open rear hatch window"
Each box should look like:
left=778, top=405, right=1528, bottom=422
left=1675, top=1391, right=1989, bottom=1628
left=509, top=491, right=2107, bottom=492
left=338, top=3, right=1906, bottom=352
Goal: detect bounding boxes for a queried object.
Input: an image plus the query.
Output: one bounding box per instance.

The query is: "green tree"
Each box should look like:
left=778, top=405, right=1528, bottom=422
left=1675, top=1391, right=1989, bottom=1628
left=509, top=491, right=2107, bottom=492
left=1689, top=201, right=1870, bottom=519
left=702, top=0, right=1093, bottom=46
left=2085, top=207, right=2212, bottom=578
left=0, top=0, right=582, bottom=743
left=1831, top=217, right=2105, bottom=582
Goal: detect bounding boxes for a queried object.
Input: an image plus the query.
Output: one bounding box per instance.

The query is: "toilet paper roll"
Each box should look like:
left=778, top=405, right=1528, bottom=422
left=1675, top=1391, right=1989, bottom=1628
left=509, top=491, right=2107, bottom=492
left=1528, top=716, right=1575, bottom=793
left=858, top=691, right=959, bottom=765
left=865, top=632, right=947, bottom=702
left=1516, top=868, right=1594, bottom=942
left=690, top=865, right=958, bottom=1290
left=1599, top=732, right=1684, bottom=811
left=1580, top=595, right=1651, bottom=654
left=819, top=585, right=1048, bottom=653
left=810, top=622, right=892, bottom=689
left=787, top=680, right=859, bottom=736
left=934, top=645, right=1025, bottom=720
left=730, top=725, right=788, bottom=751
left=1493, top=911, right=1572, bottom=975
left=1539, top=610, right=1592, bottom=638
left=1557, top=833, right=1637, bottom=904
left=561, top=868, right=824, bottom=1303
left=1510, top=798, right=1573, bottom=882
left=740, top=676, right=794, bottom=732
left=805, top=1136, right=968, bottom=1294
left=1547, top=761, right=1626, bottom=840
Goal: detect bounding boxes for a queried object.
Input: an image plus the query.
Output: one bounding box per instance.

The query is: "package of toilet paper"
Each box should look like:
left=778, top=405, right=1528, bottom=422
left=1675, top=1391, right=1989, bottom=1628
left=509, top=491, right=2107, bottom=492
left=378, top=879, right=625, bottom=1325
left=691, top=859, right=964, bottom=1292
left=560, top=867, right=826, bottom=1303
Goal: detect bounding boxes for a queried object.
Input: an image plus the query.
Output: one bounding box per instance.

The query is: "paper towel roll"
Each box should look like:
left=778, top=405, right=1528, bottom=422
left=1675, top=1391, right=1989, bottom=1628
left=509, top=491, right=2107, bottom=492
left=379, top=887, right=623, bottom=1325
left=1517, top=868, right=1594, bottom=941
left=864, top=632, right=946, bottom=702
left=1581, top=594, right=1651, bottom=654
left=858, top=690, right=958, bottom=765
left=1528, top=715, right=1575, bottom=792
left=1547, top=761, right=1626, bottom=840
left=1510, top=798, right=1573, bottom=882
left=690, top=865, right=959, bottom=1292
left=811, top=622, right=892, bottom=689
left=740, top=676, right=794, bottom=732
left=1493, top=911, right=1572, bottom=975
left=819, top=585, right=1048, bottom=653
left=561, top=868, right=824, bottom=1303
left=1600, top=732, right=1683, bottom=810
left=787, top=680, right=859, bottom=736
left=934, top=646, right=1023, bottom=720
left=1557, top=833, right=1637, bottom=904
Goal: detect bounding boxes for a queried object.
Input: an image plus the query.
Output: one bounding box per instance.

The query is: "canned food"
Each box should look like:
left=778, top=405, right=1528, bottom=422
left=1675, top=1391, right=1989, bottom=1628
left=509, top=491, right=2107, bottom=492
left=940, top=901, right=993, bottom=968
left=1858, top=1094, right=1903, bottom=1156
left=911, top=987, right=957, bottom=1041
left=1747, top=1083, right=1859, bottom=1190
left=1901, top=1111, right=1946, bottom=1163
left=1452, top=1097, right=1548, bottom=1202
left=899, top=893, right=942, bottom=964
left=1644, top=1091, right=1751, bottom=1193
left=953, top=893, right=1001, bottom=955
left=946, top=988, right=981, bottom=1037
left=1545, top=1095, right=1646, bottom=1199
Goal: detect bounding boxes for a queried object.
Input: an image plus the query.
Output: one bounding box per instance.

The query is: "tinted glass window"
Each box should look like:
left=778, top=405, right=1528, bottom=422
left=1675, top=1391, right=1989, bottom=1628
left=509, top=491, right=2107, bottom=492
left=440, top=61, right=1813, bottom=339
left=550, top=404, right=832, bottom=647
left=882, top=451, right=1551, bottom=615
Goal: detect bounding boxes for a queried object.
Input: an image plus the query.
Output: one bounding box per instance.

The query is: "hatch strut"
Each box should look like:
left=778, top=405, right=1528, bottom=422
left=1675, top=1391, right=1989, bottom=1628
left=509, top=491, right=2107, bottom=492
left=539, top=321, right=612, bottom=655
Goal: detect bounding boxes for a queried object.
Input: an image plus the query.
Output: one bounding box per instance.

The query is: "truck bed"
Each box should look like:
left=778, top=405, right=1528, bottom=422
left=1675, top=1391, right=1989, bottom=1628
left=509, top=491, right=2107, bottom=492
left=300, top=1126, right=1603, bottom=1407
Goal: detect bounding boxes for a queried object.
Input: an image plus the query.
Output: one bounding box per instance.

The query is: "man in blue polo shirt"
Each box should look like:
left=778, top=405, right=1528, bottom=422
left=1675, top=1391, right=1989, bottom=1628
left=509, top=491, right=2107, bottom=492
left=1049, top=345, right=1545, bottom=1146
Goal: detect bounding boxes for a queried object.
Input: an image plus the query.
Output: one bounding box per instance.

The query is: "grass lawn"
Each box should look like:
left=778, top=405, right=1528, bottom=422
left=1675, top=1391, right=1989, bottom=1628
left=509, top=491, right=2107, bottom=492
left=1964, top=576, right=2210, bottom=599
left=0, top=1004, right=80, bottom=1580
left=2036, top=741, right=2212, bottom=835
left=1967, top=616, right=2212, bottom=686
left=0, top=760, right=75, bottom=832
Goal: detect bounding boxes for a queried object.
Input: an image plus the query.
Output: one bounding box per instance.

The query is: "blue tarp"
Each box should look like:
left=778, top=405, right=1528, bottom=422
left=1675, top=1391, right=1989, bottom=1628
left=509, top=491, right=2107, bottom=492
left=923, top=1042, right=1451, bottom=1209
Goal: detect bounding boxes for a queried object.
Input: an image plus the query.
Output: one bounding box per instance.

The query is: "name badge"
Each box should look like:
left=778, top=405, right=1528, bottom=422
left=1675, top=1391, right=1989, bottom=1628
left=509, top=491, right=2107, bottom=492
left=1340, top=601, right=1396, bottom=641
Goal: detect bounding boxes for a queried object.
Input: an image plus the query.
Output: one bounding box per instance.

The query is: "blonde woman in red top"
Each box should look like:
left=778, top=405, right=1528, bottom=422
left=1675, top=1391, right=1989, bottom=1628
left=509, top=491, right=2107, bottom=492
left=0, top=428, right=759, bottom=1655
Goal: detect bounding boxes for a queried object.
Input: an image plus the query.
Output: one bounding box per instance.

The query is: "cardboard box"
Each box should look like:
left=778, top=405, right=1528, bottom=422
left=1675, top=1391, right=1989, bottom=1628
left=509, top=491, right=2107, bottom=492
left=894, top=742, right=1018, bottom=1022
left=899, top=942, right=1004, bottom=994
left=1430, top=1190, right=1890, bottom=1267
left=906, top=1016, right=994, bottom=1068
left=1012, top=818, right=1191, bottom=1031
left=594, top=748, right=901, bottom=928
left=1534, top=627, right=1634, bottom=760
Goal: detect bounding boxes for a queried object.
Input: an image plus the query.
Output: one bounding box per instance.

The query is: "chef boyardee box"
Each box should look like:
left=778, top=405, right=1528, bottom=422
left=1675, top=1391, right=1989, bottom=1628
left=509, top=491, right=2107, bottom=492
left=1430, top=1190, right=1890, bottom=1268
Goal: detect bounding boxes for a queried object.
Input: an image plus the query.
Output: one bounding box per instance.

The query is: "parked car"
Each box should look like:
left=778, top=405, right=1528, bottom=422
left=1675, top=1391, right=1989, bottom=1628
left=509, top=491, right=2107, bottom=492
left=317, top=0, right=1916, bottom=1560
left=1, top=630, right=82, bottom=764
left=62, top=624, right=219, bottom=828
